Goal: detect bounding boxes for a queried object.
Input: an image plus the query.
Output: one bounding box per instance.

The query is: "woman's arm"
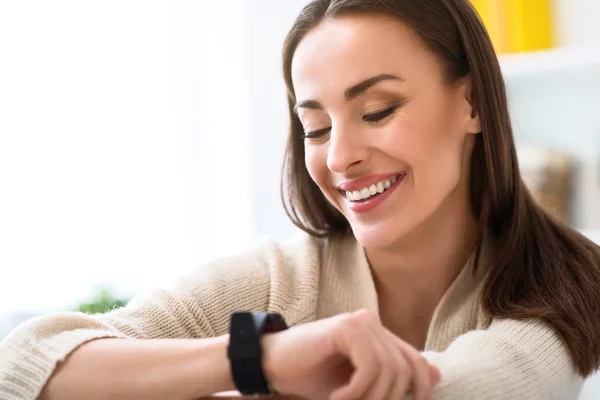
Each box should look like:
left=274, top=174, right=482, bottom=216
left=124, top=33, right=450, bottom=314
left=0, top=233, right=323, bottom=400
left=0, top=287, right=222, bottom=400
left=39, top=336, right=234, bottom=400
left=422, top=319, right=584, bottom=400
left=32, top=309, right=441, bottom=400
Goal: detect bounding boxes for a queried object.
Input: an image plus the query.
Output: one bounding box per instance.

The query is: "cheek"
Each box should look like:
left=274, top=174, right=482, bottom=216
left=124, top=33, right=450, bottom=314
left=397, top=100, right=464, bottom=164
left=304, top=145, right=327, bottom=188
left=305, top=145, right=342, bottom=209
left=382, top=117, right=449, bottom=164
left=416, top=115, right=465, bottom=196
left=384, top=103, right=465, bottom=191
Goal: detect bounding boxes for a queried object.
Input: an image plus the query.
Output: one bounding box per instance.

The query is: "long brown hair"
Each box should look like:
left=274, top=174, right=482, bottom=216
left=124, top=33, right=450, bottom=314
left=280, top=0, right=600, bottom=377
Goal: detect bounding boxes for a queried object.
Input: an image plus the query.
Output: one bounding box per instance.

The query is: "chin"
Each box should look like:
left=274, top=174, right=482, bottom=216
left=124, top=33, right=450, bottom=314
left=350, top=221, right=411, bottom=250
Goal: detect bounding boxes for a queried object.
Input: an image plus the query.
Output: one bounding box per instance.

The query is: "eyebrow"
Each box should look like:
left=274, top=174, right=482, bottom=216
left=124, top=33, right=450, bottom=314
left=293, top=73, right=403, bottom=114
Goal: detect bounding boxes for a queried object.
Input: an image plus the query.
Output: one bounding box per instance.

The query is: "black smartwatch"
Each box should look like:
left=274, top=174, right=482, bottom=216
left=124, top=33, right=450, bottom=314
left=227, top=311, right=288, bottom=396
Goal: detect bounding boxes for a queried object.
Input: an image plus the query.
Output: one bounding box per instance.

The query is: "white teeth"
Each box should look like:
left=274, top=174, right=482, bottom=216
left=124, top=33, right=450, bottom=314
left=345, top=176, right=400, bottom=202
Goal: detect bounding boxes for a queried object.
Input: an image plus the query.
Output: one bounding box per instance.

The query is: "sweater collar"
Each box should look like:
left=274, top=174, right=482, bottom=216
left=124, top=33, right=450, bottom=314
left=326, top=231, right=495, bottom=335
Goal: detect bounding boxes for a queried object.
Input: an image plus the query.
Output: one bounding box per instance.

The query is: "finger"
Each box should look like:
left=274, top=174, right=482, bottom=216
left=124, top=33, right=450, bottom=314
left=429, top=363, right=441, bottom=386
left=375, top=327, right=411, bottom=400
left=357, top=314, right=401, bottom=400
left=329, top=313, right=381, bottom=400
left=389, top=333, right=435, bottom=400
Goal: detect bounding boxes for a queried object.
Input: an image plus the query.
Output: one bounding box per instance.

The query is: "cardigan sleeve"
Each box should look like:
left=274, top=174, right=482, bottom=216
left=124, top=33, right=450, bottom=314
left=0, top=231, right=323, bottom=400
left=421, top=318, right=584, bottom=400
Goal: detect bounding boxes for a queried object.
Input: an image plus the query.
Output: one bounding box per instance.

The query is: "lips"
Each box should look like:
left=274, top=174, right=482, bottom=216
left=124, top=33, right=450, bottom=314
left=344, top=175, right=399, bottom=202
left=339, top=172, right=406, bottom=213
left=337, top=173, right=404, bottom=192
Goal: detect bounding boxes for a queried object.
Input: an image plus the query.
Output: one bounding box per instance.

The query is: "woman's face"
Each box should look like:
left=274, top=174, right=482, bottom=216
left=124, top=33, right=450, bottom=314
left=291, top=13, right=481, bottom=249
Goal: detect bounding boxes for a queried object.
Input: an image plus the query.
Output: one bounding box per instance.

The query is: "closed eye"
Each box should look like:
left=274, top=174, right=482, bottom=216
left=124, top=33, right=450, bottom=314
left=301, top=103, right=403, bottom=139
left=301, top=126, right=331, bottom=140
left=363, top=105, right=400, bottom=123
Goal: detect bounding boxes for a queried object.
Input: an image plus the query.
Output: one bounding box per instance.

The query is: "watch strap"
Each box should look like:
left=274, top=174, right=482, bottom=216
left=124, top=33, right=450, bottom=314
left=227, top=311, right=288, bottom=395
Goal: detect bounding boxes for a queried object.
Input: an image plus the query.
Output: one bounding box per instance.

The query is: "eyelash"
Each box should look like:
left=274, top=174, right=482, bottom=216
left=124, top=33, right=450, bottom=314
left=301, top=105, right=400, bottom=139
left=363, top=105, right=399, bottom=123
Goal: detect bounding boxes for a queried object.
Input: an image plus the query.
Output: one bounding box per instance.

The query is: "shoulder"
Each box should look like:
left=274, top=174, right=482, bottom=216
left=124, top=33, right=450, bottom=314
left=175, top=230, right=329, bottom=293
left=169, top=230, right=332, bottom=334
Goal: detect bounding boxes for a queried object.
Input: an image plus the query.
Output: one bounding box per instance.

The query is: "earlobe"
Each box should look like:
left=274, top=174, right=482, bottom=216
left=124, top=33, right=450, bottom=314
left=463, top=79, right=482, bottom=134
left=467, top=108, right=482, bottom=135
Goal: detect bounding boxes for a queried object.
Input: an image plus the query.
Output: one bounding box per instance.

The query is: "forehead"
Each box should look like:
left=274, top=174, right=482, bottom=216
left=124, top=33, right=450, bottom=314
left=291, top=13, right=440, bottom=100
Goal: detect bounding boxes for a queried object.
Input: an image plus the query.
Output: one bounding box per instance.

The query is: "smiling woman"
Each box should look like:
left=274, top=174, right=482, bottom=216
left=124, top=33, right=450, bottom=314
left=1, top=1, right=600, bottom=400
left=292, top=14, right=480, bottom=255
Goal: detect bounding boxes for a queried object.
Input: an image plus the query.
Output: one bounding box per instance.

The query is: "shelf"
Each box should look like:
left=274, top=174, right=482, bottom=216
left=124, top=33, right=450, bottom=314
left=499, top=46, right=600, bottom=82
left=581, top=230, right=600, bottom=245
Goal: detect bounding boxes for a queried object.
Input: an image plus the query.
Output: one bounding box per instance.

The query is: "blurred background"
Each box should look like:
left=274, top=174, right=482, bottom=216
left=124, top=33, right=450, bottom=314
left=0, top=0, right=599, bottom=375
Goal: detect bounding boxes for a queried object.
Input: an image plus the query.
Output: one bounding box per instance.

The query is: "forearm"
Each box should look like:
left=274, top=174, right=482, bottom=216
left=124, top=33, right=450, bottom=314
left=39, top=335, right=235, bottom=400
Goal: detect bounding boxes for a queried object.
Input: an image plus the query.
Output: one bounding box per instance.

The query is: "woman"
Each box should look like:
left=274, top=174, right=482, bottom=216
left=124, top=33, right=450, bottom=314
left=2, top=0, right=600, bottom=399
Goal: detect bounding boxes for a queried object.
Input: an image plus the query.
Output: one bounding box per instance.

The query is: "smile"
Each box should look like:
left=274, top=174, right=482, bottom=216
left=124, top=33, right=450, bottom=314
left=345, top=175, right=399, bottom=202
left=340, top=172, right=406, bottom=214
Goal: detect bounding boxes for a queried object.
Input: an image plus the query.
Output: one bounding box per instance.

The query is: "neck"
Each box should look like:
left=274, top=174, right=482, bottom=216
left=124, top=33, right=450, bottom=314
left=367, top=200, right=478, bottom=294
left=365, top=187, right=478, bottom=347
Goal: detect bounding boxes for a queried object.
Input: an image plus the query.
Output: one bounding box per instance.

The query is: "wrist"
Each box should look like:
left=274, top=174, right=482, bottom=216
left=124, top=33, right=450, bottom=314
left=261, top=332, right=284, bottom=393
left=194, top=335, right=237, bottom=395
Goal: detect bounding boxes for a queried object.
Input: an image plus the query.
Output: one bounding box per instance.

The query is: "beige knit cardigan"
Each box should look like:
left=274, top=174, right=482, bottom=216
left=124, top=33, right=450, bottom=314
left=0, top=232, right=583, bottom=399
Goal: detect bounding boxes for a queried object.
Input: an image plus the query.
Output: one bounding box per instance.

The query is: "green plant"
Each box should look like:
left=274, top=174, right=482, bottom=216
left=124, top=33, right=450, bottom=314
left=76, top=287, right=129, bottom=314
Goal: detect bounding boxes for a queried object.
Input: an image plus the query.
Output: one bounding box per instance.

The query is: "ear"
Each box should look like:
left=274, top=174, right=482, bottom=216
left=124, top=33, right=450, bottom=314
left=462, top=78, right=481, bottom=134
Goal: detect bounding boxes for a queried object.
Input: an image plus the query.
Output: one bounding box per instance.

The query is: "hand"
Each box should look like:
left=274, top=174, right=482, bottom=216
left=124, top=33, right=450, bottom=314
left=261, top=309, right=441, bottom=400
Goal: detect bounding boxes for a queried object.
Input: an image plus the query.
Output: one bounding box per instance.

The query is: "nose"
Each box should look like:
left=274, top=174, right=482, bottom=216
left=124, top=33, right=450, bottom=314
left=326, top=123, right=368, bottom=173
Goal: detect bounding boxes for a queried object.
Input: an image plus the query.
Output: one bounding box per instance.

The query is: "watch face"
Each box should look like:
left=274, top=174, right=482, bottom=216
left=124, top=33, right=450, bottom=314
left=265, top=313, right=288, bottom=332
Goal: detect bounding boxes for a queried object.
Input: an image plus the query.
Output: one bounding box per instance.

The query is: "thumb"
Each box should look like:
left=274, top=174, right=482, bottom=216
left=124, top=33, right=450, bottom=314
left=429, top=364, right=441, bottom=386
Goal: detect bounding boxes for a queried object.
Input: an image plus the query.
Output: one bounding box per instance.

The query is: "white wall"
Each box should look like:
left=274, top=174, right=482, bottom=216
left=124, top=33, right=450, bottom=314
left=167, top=0, right=255, bottom=256
left=554, top=0, right=600, bottom=47
left=245, top=1, right=309, bottom=241
left=0, top=0, right=263, bottom=313
left=0, top=0, right=201, bottom=312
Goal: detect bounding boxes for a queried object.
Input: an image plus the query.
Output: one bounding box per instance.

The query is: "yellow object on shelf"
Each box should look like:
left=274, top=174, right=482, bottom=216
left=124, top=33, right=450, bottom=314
left=470, top=0, right=555, bottom=54
left=470, top=0, right=509, bottom=53
left=505, top=0, right=554, bottom=52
